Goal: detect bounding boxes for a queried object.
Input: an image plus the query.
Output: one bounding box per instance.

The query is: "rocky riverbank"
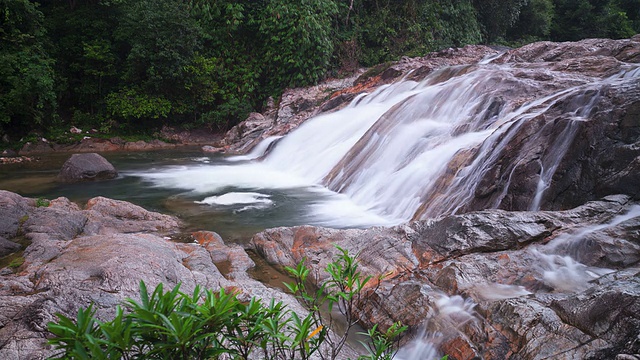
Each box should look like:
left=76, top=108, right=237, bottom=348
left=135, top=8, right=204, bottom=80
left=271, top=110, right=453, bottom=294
left=0, top=190, right=329, bottom=359
left=251, top=195, right=640, bottom=359
left=1, top=190, right=638, bottom=359
left=0, top=126, right=224, bottom=166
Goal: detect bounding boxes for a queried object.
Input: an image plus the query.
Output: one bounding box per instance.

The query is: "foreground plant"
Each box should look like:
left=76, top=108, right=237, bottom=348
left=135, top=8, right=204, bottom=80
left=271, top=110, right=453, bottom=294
left=48, top=248, right=407, bottom=359
left=284, top=246, right=406, bottom=360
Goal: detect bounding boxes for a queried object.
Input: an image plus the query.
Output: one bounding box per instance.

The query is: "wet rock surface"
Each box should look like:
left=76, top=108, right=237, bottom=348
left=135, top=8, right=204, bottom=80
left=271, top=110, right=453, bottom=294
left=251, top=196, right=640, bottom=359
left=216, top=37, right=640, bottom=220
left=216, top=45, right=499, bottom=154
left=0, top=192, right=337, bottom=360
left=57, top=153, right=118, bottom=183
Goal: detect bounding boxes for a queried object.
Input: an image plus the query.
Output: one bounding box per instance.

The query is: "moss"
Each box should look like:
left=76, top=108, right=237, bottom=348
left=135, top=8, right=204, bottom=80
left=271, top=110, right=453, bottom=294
left=355, top=61, right=394, bottom=85
left=35, top=198, right=50, bottom=207
left=8, top=257, right=24, bottom=269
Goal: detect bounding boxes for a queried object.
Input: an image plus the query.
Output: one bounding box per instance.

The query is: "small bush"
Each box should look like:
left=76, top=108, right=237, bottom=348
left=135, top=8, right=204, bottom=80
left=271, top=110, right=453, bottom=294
left=48, top=247, right=407, bottom=359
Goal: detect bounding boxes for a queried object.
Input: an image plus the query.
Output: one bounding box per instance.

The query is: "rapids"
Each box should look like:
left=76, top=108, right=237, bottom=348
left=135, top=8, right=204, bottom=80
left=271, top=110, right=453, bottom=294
left=135, top=58, right=640, bottom=226
left=130, top=52, right=640, bottom=358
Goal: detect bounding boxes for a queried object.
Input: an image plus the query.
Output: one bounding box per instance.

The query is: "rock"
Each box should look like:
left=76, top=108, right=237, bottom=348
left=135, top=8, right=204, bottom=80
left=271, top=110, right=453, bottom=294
left=202, top=145, right=224, bottom=153
left=123, top=139, right=175, bottom=151
left=0, top=190, right=34, bottom=238
left=1, top=149, right=17, bottom=157
left=57, top=153, right=118, bottom=183
left=495, top=37, right=640, bottom=65
left=0, top=156, right=35, bottom=165
left=0, top=237, right=21, bottom=257
left=159, top=126, right=222, bottom=145
left=251, top=196, right=640, bottom=359
left=222, top=112, right=275, bottom=153
left=58, top=137, right=122, bottom=152
left=0, top=191, right=358, bottom=359
left=19, top=139, right=53, bottom=155
left=192, top=231, right=256, bottom=280
left=83, top=196, right=181, bottom=235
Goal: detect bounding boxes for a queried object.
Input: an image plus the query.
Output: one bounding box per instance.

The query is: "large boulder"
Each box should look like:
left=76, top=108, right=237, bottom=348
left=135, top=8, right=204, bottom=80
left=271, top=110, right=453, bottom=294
left=0, top=190, right=34, bottom=239
left=57, top=153, right=118, bottom=183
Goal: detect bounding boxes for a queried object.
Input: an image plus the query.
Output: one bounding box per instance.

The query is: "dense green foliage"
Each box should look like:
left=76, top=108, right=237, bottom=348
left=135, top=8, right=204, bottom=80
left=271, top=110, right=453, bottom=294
left=1, top=0, right=639, bottom=141
left=48, top=247, right=407, bottom=359
left=0, top=0, right=56, bottom=135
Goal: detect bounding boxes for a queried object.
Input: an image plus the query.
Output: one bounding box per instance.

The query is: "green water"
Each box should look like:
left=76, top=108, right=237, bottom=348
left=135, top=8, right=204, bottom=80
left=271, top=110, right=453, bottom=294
left=0, top=149, right=321, bottom=244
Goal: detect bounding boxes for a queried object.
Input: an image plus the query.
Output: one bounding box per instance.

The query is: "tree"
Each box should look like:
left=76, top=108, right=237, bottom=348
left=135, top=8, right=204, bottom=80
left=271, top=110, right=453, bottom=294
left=34, top=0, right=123, bottom=132
left=551, top=0, right=636, bottom=41
left=108, top=0, right=201, bottom=126
left=472, top=0, right=529, bottom=42
left=614, top=0, right=640, bottom=30
left=508, top=0, right=555, bottom=41
left=259, top=0, right=338, bottom=93
left=0, top=0, right=56, bottom=137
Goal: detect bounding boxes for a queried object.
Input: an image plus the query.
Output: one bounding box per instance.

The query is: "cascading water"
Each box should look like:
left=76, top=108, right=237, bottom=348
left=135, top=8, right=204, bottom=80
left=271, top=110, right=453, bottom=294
left=124, top=48, right=640, bottom=359
left=135, top=60, right=640, bottom=227
left=138, top=63, right=640, bottom=227
left=531, top=205, right=640, bottom=292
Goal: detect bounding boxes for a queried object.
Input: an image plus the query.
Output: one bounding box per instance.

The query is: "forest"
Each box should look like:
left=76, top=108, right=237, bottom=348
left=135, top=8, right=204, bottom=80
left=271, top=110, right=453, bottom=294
left=1, top=0, right=639, bottom=143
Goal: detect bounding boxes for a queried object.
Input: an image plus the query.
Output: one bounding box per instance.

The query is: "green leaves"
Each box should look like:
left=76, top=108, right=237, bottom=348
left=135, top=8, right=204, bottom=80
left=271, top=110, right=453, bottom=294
left=0, top=0, right=56, bottom=135
left=105, top=87, right=172, bottom=120
left=358, top=322, right=408, bottom=360
left=259, top=0, right=337, bottom=92
left=284, top=246, right=405, bottom=359
left=48, top=248, right=409, bottom=359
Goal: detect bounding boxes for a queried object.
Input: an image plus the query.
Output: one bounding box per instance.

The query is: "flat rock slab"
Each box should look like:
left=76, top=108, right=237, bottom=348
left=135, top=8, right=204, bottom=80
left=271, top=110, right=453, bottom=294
left=57, top=153, right=117, bottom=183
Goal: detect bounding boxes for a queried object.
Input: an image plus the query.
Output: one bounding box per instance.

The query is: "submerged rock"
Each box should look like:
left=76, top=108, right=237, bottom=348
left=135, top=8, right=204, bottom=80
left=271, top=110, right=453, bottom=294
left=57, top=153, right=118, bottom=183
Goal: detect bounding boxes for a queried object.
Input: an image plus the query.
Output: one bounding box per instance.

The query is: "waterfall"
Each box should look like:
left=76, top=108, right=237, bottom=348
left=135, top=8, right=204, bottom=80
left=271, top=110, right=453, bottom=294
left=136, top=60, right=640, bottom=227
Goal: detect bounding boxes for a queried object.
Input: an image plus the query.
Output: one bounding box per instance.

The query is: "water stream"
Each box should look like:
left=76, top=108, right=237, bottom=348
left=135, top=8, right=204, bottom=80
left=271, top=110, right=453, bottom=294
left=2, top=55, right=640, bottom=359
left=131, top=61, right=640, bottom=227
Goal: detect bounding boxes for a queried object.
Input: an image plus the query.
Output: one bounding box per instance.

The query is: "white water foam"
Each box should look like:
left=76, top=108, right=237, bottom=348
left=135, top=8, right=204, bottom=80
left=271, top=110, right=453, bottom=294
left=394, top=328, right=441, bottom=360
left=546, top=204, right=640, bottom=250
left=533, top=250, right=613, bottom=292
left=394, top=293, right=477, bottom=360
left=473, top=283, right=532, bottom=301
left=190, top=157, right=211, bottom=163
left=133, top=61, right=640, bottom=227
left=195, top=192, right=273, bottom=206
left=227, top=136, right=283, bottom=162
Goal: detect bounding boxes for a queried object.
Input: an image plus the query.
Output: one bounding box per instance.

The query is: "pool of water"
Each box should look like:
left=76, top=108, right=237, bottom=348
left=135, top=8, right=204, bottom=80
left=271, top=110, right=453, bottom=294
left=0, top=148, right=375, bottom=244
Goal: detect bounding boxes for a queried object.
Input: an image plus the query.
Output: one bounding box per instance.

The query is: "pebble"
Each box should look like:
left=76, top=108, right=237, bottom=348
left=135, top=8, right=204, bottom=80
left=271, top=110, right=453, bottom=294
left=0, top=156, right=35, bottom=165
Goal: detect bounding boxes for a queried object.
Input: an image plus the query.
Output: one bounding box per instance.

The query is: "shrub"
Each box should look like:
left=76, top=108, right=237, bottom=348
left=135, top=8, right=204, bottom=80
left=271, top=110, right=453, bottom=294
left=48, top=247, right=407, bottom=359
